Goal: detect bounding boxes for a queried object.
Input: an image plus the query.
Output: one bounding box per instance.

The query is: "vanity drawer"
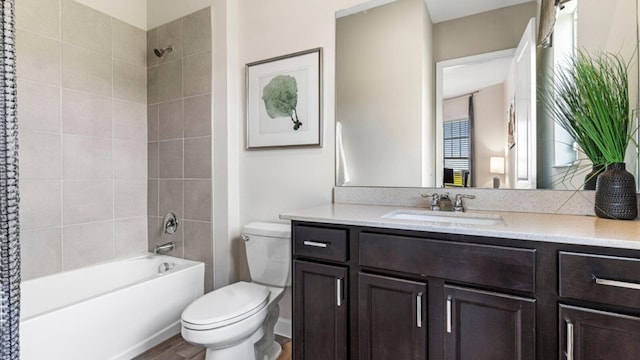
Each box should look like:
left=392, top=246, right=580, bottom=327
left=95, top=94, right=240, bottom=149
left=294, top=225, right=348, bottom=262
left=359, top=232, right=536, bottom=293
left=559, top=252, right=640, bottom=309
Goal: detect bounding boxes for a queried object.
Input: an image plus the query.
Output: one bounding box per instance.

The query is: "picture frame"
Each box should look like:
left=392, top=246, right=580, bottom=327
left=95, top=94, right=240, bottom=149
left=245, top=48, right=322, bottom=149
left=508, top=101, right=516, bottom=149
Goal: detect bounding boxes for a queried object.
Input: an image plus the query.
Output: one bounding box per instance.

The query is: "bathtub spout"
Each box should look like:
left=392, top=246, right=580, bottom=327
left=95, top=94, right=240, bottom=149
left=154, top=241, right=175, bottom=254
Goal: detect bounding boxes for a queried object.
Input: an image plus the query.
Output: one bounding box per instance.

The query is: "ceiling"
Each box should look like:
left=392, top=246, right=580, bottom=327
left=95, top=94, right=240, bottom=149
left=443, top=55, right=514, bottom=99
left=425, top=0, right=534, bottom=23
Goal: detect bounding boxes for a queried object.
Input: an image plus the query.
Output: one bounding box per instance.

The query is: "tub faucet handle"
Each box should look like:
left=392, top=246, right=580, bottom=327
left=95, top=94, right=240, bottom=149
left=163, top=212, right=179, bottom=235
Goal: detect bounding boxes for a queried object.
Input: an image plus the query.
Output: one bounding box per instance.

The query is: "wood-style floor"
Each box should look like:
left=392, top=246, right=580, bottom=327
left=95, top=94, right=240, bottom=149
left=133, top=334, right=291, bottom=360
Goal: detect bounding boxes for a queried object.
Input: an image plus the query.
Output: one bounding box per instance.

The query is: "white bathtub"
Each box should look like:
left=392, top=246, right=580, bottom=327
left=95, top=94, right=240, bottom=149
left=20, top=254, right=204, bottom=360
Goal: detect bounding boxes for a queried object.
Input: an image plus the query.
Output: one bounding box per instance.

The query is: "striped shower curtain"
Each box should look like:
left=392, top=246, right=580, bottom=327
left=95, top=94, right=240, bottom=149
left=0, top=0, right=20, bottom=358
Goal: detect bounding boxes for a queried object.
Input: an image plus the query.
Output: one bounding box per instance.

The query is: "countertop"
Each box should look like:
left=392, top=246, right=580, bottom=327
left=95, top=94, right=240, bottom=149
left=280, top=203, right=640, bottom=250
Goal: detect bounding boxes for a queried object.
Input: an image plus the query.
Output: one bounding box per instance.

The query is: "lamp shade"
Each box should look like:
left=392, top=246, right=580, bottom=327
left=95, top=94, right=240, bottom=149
left=490, top=156, right=505, bottom=175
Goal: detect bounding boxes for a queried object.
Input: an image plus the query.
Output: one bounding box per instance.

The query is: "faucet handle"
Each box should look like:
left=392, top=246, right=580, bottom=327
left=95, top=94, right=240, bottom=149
left=421, top=193, right=441, bottom=211
left=453, top=194, right=475, bottom=212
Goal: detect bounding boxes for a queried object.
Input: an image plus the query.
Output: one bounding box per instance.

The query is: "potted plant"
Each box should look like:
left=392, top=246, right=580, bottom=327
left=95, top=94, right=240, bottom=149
left=548, top=50, right=637, bottom=219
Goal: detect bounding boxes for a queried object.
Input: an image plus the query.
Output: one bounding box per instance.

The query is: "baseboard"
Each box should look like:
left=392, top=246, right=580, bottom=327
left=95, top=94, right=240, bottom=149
left=275, top=318, right=291, bottom=338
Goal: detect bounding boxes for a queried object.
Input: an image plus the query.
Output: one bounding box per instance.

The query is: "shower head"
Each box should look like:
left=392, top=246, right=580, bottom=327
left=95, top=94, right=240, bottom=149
left=154, top=46, right=174, bottom=58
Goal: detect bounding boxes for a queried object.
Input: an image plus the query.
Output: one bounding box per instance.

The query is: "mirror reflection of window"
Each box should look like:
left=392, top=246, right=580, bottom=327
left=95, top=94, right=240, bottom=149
left=553, top=0, right=579, bottom=167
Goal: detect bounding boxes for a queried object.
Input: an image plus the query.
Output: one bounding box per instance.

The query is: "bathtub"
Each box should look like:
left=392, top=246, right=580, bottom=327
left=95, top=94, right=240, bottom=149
left=20, top=254, right=204, bottom=360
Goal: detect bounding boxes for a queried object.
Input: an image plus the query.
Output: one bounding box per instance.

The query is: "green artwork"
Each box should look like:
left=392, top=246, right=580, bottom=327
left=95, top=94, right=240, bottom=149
left=262, top=75, right=302, bottom=130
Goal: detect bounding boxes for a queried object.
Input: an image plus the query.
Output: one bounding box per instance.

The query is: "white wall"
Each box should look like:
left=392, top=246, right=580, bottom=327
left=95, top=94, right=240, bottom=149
left=75, top=0, right=147, bottom=29
left=474, top=83, right=506, bottom=188
left=147, top=0, right=215, bottom=29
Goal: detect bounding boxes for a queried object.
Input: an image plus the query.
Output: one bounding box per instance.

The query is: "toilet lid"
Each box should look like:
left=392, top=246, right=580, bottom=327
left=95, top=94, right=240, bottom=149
left=181, top=281, right=270, bottom=330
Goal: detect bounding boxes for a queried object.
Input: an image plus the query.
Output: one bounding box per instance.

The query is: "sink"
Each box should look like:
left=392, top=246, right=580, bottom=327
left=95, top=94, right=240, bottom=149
left=381, top=209, right=504, bottom=226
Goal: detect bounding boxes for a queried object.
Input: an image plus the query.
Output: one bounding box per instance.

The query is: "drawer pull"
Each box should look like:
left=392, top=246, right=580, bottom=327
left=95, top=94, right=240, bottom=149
left=566, top=322, right=574, bottom=360
left=416, top=293, right=423, bottom=328
left=446, top=297, right=452, bottom=333
left=336, top=278, right=343, bottom=307
left=594, top=276, right=640, bottom=290
left=303, top=240, right=328, bottom=248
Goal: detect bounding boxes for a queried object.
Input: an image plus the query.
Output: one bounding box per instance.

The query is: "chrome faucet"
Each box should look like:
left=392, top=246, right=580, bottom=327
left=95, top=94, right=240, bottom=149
left=422, top=192, right=475, bottom=212
left=453, top=194, right=476, bottom=212
left=154, top=241, right=175, bottom=254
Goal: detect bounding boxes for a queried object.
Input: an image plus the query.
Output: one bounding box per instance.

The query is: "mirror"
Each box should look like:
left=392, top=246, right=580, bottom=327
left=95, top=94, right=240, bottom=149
left=335, top=0, right=639, bottom=190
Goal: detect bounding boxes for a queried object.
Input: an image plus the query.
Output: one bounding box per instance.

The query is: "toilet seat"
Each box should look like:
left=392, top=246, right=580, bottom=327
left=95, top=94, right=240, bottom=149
left=181, top=281, right=270, bottom=331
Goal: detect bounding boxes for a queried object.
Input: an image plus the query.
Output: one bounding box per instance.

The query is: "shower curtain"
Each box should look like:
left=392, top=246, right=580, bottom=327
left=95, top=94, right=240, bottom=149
left=0, top=0, right=20, bottom=358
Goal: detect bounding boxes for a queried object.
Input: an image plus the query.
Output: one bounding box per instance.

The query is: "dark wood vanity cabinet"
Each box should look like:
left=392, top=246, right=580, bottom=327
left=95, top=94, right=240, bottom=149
left=291, top=221, right=640, bottom=360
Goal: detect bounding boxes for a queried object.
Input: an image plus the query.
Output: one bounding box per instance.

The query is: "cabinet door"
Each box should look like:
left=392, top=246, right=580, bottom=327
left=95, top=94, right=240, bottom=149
left=293, top=260, right=347, bottom=360
left=560, top=304, right=640, bottom=360
left=359, top=272, right=427, bottom=360
left=444, top=285, right=535, bottom=360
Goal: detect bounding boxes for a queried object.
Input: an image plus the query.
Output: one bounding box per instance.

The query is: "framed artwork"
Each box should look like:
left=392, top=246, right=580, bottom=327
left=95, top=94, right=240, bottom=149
left=508, top=101, right=516, bottom=149
left=245, top=48, right=322, bottom=149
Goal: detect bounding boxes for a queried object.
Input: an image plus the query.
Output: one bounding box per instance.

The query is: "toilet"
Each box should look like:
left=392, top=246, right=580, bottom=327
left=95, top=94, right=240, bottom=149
left=181, top=222, right=291, bottom=360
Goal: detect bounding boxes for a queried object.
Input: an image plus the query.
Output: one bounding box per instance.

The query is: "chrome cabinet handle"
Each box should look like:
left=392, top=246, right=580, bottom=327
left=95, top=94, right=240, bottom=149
left=594, top=276, right=640, bottom=290
left=446, top=297, right=452, bottom=333
left=567, top=322, right=574, bottom=360
left=336, top=278, right=343, bottom=307
left=416, top=293, right=423, bottom=328
left=303, top=240, right=328, bottom=248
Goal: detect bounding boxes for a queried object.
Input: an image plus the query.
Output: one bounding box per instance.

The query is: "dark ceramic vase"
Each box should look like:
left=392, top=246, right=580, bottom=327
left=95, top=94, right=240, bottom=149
left=594, top=162, right=638, bottom=220
left=584, top=164, right=605, bottom=191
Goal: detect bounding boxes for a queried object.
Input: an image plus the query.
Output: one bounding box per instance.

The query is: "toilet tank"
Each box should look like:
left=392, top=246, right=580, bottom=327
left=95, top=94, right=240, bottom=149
left=243, top=222, right=291, bottom=287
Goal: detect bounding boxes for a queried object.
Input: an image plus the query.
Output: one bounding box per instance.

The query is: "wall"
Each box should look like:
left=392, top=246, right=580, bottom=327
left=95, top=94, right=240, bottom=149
left=74, top=0, right=147, bottom=29
left=433, top=2, right=537, bottom=62
left=336, top=0, right=430, bottom=187
left=473, top=83, right=506, bottom=188
left=17, top=0, right=148, bottom=280
left=146, top=8, right=214, bottom=292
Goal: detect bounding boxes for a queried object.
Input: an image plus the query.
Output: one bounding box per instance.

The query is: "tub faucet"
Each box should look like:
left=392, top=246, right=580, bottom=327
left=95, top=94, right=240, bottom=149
left=154, top=241, right=175, bottom=254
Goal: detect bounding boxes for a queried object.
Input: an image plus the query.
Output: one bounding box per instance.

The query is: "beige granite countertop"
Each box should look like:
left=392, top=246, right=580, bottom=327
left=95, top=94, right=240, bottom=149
left=280, top=203, right=640, bottom=250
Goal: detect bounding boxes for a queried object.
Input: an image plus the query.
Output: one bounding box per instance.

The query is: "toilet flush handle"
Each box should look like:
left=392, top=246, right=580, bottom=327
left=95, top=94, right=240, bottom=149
left=241, top=234, right=250, bottom=242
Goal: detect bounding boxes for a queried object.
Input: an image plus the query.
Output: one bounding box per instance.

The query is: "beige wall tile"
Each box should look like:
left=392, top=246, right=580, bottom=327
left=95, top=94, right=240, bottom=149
left=16, top=30, right=60, bottom=86
left=62, top=43, right=112, bottom=97
left=184, top=94, right=211, bottom=138
left=147, top=28, right=159, bottom=68
left=148, top=141, right=159, bottom=179
left=61, top=0, right=111, bottom=56
left=148, top=104, right=159, bottom=141
left=16, top=0, right=60, bottom=39
left=114, top=60, right=147, bottom=104
left=113, top=19, right=146, bottom=67
left=184, top=180, right=212, bottom=221
left=62, top=89, right=112, bottom=137
left=156, top=60, right=183, bottom=102
left=21, top=228, right=62, bottom=280
left=63, top=135, right=113, bottom=179
left=184, top=220, right=212, bottom=264
left=158, top=99, right=184, bottom=140
left=158, top=179, right=183, bottom=217
left=17, top=80, right=60, bottom=133
left=183, top=51, right=211, bottom=97
left=62, top=221, right=114, bottom=270
left=157, top=18, right=183, bottom=63
left=114, top=140, right=147, bottom=179
left=158, top=139, right=183, bottom=178
left=63, top=180, right=113, bottom=225
left=20, top=180, right=62, bottom=230
left=114, top=100, right=147, bottom=141
left=184, top=137, right=211, bottom=179
left=204, top=264, right=213, bottom=293
left=183, top=8, right=211, bottom=56
left=115, top=217, right=148, bottom=258
left=148, top=180, right=159, bottom=216
left=114, top=180, right=146, bottom=219
left=147, top=65, right=159, bottom=104
left=20, top=131, right=61, bottom=179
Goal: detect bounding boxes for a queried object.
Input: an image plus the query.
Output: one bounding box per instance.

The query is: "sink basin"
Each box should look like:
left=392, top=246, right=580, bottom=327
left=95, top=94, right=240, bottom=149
left=381, top=209, right=504, bottom=226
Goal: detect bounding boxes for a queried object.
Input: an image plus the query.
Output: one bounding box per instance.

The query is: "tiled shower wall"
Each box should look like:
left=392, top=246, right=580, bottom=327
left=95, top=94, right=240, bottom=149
left=146, top=8, right=213, bottom=292
left=17, top=0, right=148, bottom=280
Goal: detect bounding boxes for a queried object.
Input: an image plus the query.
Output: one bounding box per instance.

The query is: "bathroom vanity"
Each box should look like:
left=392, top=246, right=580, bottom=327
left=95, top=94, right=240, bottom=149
left=282, top=204, right=640, bottom=360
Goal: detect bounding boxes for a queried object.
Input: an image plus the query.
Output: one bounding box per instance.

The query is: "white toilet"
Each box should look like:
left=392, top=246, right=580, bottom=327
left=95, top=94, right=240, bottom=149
left=181, top=222, right=291, bottom=360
